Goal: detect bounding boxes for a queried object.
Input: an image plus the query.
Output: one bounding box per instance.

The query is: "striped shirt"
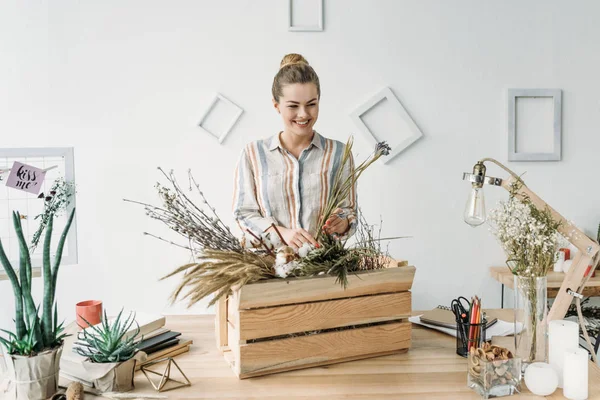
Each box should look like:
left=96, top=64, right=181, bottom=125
left=232, top=131, right=356, bottom=240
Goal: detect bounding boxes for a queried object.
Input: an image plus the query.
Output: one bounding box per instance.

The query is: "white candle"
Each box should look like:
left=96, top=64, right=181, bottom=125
left=554, top=251, right=566, bottom=272
left=548, top=320, right=579, bottom=388
left=563, top=348, right=588, bottom=400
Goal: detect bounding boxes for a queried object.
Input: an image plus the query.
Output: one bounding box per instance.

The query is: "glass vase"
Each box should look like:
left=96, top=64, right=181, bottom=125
left=514, top=275, right=548, bottom=367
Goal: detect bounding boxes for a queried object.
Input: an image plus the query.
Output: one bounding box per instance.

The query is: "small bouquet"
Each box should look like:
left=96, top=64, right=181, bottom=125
left=487, top=180, right=561, bottom=278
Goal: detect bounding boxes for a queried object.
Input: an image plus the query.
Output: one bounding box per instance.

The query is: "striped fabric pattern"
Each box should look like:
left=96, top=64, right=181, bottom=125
left=232, top=131, right=356, bottom=239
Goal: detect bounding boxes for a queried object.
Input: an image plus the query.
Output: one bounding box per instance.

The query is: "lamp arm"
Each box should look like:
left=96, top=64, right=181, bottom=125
left=479, top=158, right=522, bottom=181
left=501, top=175, right=600, bottom=322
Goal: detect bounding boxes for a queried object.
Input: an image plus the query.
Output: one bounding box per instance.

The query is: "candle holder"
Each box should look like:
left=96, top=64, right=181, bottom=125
left=468, top=344, right=522, bottom=399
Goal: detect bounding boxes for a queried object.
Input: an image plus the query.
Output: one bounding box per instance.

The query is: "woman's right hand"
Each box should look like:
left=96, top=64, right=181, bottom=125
left=274, top=226, right=319, bottom=250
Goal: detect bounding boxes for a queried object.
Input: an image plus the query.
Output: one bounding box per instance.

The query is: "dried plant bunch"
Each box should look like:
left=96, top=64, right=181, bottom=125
left=124, top=168, right=242, bottom=254
left=316, top=138, right=390, bottom=242
left=127, top=139, right=395, bottom=308
left=31, top=177, right=76, bottom=251
left=162, top=249, right=276, bottom=307
left=75, top=309, right=139, bottom=363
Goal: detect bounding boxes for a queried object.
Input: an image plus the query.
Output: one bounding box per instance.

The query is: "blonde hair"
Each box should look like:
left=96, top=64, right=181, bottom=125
left=272, top=53, right=321, bottom=103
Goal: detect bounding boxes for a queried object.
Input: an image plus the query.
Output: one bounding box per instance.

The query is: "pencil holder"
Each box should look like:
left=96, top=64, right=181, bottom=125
left=456, top=319, right=487, bottom=357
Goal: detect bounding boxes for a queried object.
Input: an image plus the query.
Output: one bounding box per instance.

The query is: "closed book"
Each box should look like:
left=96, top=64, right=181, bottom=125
left=137, top=331, right=182, bottom=354
left=420, top=306, right=498, bottom=330
left=143, top=338, right=180, bottom=354
left=73, top=326, right=171, bottom=350
left=135, top=339, right=193, bottom=371
left=134, top=327, right=170, bottom=342
left=80, top=311, right=166, bottom=342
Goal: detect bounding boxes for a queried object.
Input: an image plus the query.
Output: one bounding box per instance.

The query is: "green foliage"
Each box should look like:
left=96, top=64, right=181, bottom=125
left=75, top=309, right=140, bottom=363
left=0, top=208, right=76, bottom=356
left=296, top=234, right=381, bottom=288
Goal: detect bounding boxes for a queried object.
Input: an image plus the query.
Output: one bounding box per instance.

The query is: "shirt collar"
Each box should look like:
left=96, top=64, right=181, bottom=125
left=268, top=131, right=324, bottom=152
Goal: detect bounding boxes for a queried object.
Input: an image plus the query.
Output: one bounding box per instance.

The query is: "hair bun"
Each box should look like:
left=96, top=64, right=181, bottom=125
left=279, top=53, right=309, bottom=69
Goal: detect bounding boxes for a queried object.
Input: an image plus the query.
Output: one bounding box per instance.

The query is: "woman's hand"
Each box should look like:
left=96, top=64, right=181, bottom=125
left=275, top=226, right=320, bottom=250
left=322, top=208, right=349, bottom=236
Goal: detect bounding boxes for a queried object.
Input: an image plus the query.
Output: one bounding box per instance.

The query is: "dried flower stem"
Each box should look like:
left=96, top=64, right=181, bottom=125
left=245, top=229, right=274, bottom=256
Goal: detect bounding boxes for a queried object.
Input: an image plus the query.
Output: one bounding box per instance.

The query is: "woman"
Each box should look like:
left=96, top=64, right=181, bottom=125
left=233, top=53, right=356, bottom=250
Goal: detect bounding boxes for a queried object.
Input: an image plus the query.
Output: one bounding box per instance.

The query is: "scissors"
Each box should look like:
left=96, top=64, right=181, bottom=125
left=450, top=296, right=471, bottom=323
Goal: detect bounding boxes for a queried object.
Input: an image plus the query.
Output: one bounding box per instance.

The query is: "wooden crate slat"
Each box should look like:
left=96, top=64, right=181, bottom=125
left=237, top=264, right=415, bottom=309
left=227, top=321, right=241, bottom=377
left=215, top=296, right=228, bottom=350
left=238, top=292, right=411, bottom=341
left=237, top=321, right=411, bottom=378
left=227, top=290, right=240, bottom=330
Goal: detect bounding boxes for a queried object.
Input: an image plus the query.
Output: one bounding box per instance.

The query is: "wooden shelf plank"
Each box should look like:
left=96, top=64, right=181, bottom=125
left=490, top=266, right=600, bottom=298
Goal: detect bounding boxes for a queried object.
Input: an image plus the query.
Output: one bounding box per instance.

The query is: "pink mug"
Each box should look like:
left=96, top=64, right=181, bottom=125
left=76, top=300, right=103, bottom=329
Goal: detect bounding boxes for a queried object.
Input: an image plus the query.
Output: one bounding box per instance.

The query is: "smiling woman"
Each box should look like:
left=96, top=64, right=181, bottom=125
left=232, top=53, right=357, bottom=250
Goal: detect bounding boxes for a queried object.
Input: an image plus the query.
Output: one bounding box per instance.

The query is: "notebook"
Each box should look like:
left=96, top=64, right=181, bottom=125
left=420, top=305, right=499, bottom=330
left=137, top=331, right=182, bottom=354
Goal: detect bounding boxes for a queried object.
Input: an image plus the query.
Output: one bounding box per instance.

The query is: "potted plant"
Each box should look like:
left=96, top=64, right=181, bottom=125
left=75, top=309, right=143, bottom=392
left=0, top=209, right=76, bottom=400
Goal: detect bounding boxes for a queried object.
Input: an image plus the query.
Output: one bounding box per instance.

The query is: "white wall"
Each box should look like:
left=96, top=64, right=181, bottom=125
left=2, top=0, right=600, bottom=331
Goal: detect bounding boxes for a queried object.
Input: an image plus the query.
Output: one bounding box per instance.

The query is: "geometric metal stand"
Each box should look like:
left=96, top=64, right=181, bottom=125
left=140, top=357, right=191, bottom=393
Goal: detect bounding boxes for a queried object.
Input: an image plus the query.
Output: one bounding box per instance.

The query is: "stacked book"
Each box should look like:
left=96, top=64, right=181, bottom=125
left=60, top=312, right=193, bottom=388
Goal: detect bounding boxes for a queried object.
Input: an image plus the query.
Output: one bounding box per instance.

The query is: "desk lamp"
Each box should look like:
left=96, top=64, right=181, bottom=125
left=462, top=158, right=599, bottom=324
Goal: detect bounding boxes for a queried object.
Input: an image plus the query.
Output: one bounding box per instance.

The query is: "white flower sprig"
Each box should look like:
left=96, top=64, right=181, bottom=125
left=487, top=182, right=561, bottom=277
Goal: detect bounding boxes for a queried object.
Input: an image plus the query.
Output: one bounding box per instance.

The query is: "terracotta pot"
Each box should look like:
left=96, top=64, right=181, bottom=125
left=76, top=300, right=103, bottom=329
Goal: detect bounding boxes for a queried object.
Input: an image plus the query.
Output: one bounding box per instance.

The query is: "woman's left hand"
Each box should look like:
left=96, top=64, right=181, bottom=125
left=322, top=208, right=349, bottom=235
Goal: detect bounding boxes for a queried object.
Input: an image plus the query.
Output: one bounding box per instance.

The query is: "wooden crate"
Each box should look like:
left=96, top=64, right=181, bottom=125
left=215, top=259, right=415, bottom=379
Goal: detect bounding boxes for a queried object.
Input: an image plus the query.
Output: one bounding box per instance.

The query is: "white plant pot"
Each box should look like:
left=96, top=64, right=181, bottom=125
left=87, top=358, right=137, bottom=393
left=1, top=344, right=62, bottom=400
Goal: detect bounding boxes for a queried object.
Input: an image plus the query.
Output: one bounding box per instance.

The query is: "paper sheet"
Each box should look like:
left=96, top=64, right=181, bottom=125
left=409, top=315, right=523, bottom=337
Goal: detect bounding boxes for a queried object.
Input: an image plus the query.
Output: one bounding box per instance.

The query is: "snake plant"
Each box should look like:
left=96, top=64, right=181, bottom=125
left=0, top=208, right=76, bottom=356
left=75, top=309, right=140, bottom=363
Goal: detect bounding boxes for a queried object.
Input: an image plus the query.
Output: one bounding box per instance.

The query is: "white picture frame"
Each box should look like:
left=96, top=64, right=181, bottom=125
left=288, top=0, right=324, bottom=32
left=198, top=93, right=244, bottom=144
left=508, top=88, right=562, bottom=161
left=0, top=147, right=78, bottom=280
left=350, top=87, right=424, bottom=164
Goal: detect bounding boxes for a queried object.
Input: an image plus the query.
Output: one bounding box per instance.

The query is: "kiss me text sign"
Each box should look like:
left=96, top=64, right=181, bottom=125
left=5, top=162, right=47, bottom=194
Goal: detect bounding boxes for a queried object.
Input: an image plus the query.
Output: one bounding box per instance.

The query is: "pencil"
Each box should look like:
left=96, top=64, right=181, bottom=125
left=468, top=296, right=478, bottom=350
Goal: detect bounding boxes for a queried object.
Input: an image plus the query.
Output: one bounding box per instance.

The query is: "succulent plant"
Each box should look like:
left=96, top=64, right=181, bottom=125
left=0, top=208, right=76, bottom=356
left=75, top=309, right=140, bottom=363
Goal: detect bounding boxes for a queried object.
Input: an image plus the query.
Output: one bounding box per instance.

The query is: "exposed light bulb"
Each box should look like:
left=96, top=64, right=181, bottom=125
left=464, top=187, right=486, bottom=227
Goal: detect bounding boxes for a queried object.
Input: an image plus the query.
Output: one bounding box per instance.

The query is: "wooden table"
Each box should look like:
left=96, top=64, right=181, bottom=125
left=490, top=266, right=600, bottom=308
left=68, top=312, right=598, bottom=399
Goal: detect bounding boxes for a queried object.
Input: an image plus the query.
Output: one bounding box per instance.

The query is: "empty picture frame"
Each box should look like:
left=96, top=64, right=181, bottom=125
left=508, top=89, right=562, bottom=161
left=350, top=87, right=424, bottom=164
left=288, top=0, right=323, bottom=32
left=198, top=93, right=244, bottom=144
